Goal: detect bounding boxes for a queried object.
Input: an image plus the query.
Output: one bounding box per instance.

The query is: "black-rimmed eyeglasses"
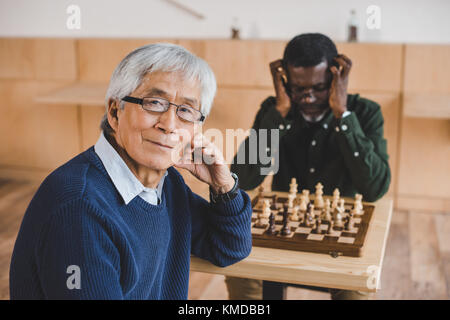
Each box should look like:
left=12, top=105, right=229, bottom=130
left=122, top=96, right=205, bottom=123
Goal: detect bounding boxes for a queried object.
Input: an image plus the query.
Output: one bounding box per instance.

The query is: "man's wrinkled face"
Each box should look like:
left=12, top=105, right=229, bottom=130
left=111, top=71, right=201, bottom=170
left=286, top=61, right=332, bottom=121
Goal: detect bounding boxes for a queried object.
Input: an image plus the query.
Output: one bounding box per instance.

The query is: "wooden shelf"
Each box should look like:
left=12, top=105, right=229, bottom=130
left=34, top=82, right=107, bottom=106
left=403, top=92, right=450, bottom=119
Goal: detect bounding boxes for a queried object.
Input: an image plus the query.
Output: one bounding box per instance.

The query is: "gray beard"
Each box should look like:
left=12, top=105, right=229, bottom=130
left=300, top=110, right=327, bottom=123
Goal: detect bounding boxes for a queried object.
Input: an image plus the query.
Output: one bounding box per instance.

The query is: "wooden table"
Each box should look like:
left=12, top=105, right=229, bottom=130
left=190, top=191, right=393, bottom=297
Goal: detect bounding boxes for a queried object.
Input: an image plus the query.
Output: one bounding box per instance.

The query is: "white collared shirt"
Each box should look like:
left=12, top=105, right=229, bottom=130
left=94, top=132, right=167, bottom=205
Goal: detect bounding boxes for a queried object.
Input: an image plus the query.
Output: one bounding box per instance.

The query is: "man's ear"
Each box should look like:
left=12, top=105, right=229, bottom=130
left=107, top=98, right=120, bottom=132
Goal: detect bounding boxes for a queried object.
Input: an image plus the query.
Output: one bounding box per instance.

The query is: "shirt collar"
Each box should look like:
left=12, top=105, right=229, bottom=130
left=94, top=131, right=167, bottom=205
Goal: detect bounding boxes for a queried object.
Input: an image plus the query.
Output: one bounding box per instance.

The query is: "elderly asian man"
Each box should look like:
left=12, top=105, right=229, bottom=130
left=9, top=43, right=252, bottom=300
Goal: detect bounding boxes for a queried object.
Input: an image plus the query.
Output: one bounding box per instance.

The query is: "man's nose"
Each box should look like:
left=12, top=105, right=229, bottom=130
left=157, top=105, right=178, bottom=133
left=302, top=91, right=316, bottom=104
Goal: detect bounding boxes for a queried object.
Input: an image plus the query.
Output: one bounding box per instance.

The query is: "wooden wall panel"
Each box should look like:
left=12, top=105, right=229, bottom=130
left=403, top=44, right=450, bottom=94
left=397, top=118, right=450, bottom=200
left=0, top=80, right=80, bottom=170
left=202, top=40, right=286, bottom=87
left=0, top=38, right=77, bottom=81
left=336, top=43, right=403, bottom=93
left=32, top=39, right=77, bottom=81
left=81, top=105, right=105, bottom=151
left=0, top=39, right=35, bottom=79
left=77, top=39, right=178, bottom=82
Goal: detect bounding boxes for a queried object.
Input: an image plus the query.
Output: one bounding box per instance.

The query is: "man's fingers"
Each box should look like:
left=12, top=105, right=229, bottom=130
left=334, top=55, right=352, bottom=77
left=330, top=65, right=340, bottom=77
left=339, top=54, right=353, bottom=68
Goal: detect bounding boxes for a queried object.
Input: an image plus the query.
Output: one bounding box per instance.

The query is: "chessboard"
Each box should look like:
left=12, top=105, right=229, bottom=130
left=250, top=181, right=375, bottom=258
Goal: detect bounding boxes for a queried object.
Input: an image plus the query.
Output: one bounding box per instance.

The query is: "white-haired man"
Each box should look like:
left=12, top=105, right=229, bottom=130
left=10, top=43, right=252, bottom=299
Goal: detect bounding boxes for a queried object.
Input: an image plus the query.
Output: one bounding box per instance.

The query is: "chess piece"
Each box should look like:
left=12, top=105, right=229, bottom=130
left=312, top=218, right=322, bottom=234
left=334, top=200, right=345, bottom=228
left=280, top=204, right=291, bottom=236
left=290, top=206, right=300, bottom=222
left=289, top=177, right=298, bottom=195
left=302, top=189, right=310, bottom=204
left=288, top=193, right=295, bottom=209
left=332, top=188, right=340, bottom=210
left=260, top=199, right=271, bottom=224
left=345, top=212, right=354, bottom=231
left=321, top=199, right=332, bottom=221
left=327, top=219, right=334, bottom=234
left=305, top=204, right=315, bottom=227
left=299, top=194, right=308, bottom=212
left=353, top=193, right=363, bottom=215
left=314, top=182, right=325, bottom=209
left=258, top=185, right=264, bottom=199
left=266, top=212, right=277, bottom=235
left=271, top=195, right=278, bottom=210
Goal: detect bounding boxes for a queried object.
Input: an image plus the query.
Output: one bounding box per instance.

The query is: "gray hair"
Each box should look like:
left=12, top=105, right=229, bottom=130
left=100, top=43, right=217, bottom=135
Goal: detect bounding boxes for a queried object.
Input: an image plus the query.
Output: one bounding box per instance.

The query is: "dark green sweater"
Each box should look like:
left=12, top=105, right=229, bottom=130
left=231, top=94, right=391, bottom=202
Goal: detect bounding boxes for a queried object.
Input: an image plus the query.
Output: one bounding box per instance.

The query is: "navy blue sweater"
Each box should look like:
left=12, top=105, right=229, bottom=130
left=9, top=147, right=252, bottom=299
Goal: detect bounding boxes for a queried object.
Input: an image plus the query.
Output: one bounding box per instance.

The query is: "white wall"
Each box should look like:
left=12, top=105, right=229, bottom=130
left=0, top=0, right=449, bottom=43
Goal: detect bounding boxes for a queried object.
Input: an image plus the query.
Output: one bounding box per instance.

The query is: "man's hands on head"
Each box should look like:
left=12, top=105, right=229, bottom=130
left=270, top=59, right=291, bottom=118
left=174, top=133, right=235, bottom=195
left=329, top=54, right=352, bottom=119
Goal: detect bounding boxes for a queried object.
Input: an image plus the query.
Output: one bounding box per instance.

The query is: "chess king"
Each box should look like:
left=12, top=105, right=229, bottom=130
left=226, top=33, right=391, bottom=300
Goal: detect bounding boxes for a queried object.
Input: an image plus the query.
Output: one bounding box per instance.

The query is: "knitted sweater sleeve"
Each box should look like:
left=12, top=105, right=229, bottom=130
left=188, top=187, right=253, bottom=268
left=36, top=198, right=125, bottom=299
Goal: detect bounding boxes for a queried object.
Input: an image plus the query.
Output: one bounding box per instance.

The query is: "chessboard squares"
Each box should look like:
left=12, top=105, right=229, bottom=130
left=295, top=226, right=312, bottom=234
left=319, top=224, right=329, bottom=233
left=327, top=230, right=342, bottom=237
left=288, top=221, right=301, bottom=228
left=277, top=229, right=295, bottom=238
left=307, top=234, right=325, bottom=241
left=337, top=236, right=355, bottom=244
left=344, top=227, right=359, bottom=234
left=353, top=217, right=362, bottom=224
left=251, top=225, right=268, bottom=235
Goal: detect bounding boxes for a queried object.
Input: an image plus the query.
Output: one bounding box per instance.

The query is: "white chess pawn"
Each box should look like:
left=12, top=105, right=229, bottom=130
left=353, top=193, right=363, bottom=215
left=334, top=199, right=345, bottom=228
left=259, top=199, right=271, bottom=225
left=288, top=193, right=295, bottom=209
left=289, top=177, right=298, bottom=195
left=314, top=182, right=324, bottom=209
left=331, top=188, right=340, bottom=210
left=322, top=199, right=332, bottom=221
left=302, top=189, right=310, bottom=204
left=290, top=206, right=300, bottom=222
left=299, top=194, right=307, bottom=212
left=333, top=188, right=340, bottom=198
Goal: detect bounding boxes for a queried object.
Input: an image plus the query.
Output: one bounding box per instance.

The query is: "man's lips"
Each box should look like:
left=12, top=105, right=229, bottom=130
left=297, top=104, right=327, bottom=114
left=144, top=139, right=175, bottom=150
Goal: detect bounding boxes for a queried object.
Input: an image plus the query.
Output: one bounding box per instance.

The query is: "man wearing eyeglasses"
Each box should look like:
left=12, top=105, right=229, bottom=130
left=10, top=43, right=252, bottom=300
left=226, top=33, right=391, bottom=300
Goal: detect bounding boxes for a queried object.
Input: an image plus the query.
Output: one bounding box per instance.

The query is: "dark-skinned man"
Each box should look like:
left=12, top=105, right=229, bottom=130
left=225, top=33, right=391, bottom=300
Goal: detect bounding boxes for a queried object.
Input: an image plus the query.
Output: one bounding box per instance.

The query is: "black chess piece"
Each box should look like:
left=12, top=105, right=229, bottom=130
left=266, top=212, right=277, bottom=235
left=315, top=218, right=322, bottom=234
left=280, top=204, right=291, bottom=236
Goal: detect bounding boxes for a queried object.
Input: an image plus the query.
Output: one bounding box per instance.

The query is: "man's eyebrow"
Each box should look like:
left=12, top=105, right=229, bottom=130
left=143, top=88, right=168, bottom=97
left=143, top=87, right=199, bottom=106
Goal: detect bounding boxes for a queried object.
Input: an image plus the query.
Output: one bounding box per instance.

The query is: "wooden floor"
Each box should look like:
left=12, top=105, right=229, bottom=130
left=0, top=179, right=449, bottom=300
